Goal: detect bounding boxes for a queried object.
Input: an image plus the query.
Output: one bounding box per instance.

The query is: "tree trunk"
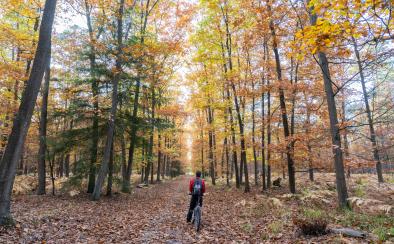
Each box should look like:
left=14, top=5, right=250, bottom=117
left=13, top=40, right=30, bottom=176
left=106, top=142, right=114, bottom=196
left=261, top=79, right=266, bottom=190
left=220, top=41, right=239, bottom=188
left=351, top=36, right=384, bottom=183
left=252, top=86, right=258, bottom=186
left=157, top=133, right=162, bottom=182
left=207, top=106, right=216, bottom=185
left=0, top=0, right=57, bottom=224
left=309, top=3, right=349, bottom=208
left=222, top=6, right=248, bottom=191
left=85, top=0, right=99, bottom=194
left=268, top=1, right=295, bottom=193
left=122, top=0, right=152, bottom=193
left=144, top=88, right=156, bottom=184
left=91, top=0, right=124, bottom=201
left=37, top=47, right=51, bottom=195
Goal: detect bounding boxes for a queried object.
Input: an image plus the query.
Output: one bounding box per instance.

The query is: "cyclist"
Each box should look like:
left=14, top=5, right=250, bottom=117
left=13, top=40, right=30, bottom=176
left=186, top=171, right=205, bottom=223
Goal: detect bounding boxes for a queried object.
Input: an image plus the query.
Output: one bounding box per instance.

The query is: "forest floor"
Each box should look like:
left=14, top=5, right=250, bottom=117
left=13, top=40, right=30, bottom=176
left=0, top=173, right=393, bottom=243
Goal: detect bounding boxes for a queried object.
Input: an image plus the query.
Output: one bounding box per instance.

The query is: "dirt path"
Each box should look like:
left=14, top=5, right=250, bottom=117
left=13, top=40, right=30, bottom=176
left=2, top=175, right=382, bottom=243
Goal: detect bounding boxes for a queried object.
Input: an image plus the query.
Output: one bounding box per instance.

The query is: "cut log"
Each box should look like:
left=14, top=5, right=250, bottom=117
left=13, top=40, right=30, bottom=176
left=330, top=228, right=366, bottom=238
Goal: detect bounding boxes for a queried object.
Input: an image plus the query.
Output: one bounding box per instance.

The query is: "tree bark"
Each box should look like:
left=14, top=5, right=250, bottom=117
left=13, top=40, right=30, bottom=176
left=144, top=88, right=156, bottom=184
left=252, top=82, right=258, bottom=186
left=0, top=0, right=57, bottom=224
left=309, top=3, right=349, bottom=208
left=84, top=0, right=99, bottom=194
left=207, top=106, right=216, bottom=185
left=156, top=133, right=162, bottom=182
left=268, top=0, right=295, bottom=193
left=37, top=46, right=51, bottom=195
left=106, top=142, right=114, bottom=196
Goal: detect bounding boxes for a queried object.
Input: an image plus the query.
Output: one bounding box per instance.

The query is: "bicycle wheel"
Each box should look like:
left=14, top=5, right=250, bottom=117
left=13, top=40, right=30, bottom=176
left=194, top=206, right=201, bottom=232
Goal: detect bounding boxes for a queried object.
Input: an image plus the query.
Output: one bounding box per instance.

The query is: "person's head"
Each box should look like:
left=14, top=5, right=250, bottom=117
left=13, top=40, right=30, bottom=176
left=196, top=171, right=201, bottom=178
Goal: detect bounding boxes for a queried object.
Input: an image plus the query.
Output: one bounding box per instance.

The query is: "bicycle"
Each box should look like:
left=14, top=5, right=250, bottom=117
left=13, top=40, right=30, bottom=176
left=189, top=193, right=202, bottom=232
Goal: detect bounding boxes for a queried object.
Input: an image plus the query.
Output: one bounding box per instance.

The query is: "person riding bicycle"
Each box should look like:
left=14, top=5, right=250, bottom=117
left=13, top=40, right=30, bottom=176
left=187, top=171, right=205, bottom=223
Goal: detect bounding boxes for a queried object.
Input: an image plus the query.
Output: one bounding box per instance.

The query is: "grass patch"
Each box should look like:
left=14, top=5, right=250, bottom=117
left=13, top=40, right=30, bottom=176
left=268, top=221, right=283, bottom=235
left=354, top=185, right=366, bottom=198
left=337, top=209, right=394, bottom=241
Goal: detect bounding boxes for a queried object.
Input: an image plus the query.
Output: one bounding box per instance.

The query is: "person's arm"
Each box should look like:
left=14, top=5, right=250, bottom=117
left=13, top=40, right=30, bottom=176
left=202, top=180, right=206, bottom=194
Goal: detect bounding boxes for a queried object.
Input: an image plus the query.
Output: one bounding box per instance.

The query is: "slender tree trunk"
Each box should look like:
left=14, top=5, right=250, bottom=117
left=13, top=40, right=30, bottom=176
left=222, top=6, right=249, bottom=191
left=261, top=79, right=266, bottom=190
left=268, top=1, right=295, bottom=193
left=351, top=36, right=384, bottom=183
left=91, top=0, right=124, bottom=201
left=85, top=0, right=99, bottom=194
left=252, top=86, right=258, bottom=186
left=207, top=106, right=216, bottom=185
left=225, top=136, right=230, bottom=186
left=48, top=151, right=55, bottom=196
left=306, top=104, right=314, bottom=182
left=157, top=133, right=162, bottom=182
left=106, top=142, right=114, bottom=196
left=123, top=0, right=152, bottom=193
left=0, top=0, right=57, bottom=224
left=309, top=3, right=349, bottom=208
left=37, top=46, right=51, bottom=195
left=220, top=41, right=239, bottom=188
left=145, top=88, right=156, bottom=184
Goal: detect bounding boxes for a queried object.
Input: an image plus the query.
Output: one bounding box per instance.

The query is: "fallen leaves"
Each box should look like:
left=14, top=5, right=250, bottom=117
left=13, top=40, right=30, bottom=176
left=2, top=174, right=393, bottom=243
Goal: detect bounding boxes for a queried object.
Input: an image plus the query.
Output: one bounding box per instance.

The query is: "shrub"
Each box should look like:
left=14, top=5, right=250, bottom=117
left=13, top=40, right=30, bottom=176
left=293, top=208, right=328, bottom=236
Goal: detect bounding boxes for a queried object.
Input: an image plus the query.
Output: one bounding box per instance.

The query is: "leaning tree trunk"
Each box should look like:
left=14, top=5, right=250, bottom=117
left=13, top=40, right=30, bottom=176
left=0, top=0, right=57, bottom=224
left=91, top=0, right=124, bottom=201
left=351, top=36, right=384, bottom=183
left=37, top=45, right=51, bottom=195
left=309, top=4, right=349, bottom=208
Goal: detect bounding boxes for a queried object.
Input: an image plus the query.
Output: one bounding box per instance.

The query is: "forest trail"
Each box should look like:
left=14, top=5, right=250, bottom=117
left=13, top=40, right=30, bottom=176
left=0, top=176, right=260, bottom=243
left=1, top=174, right=392, bottom=243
